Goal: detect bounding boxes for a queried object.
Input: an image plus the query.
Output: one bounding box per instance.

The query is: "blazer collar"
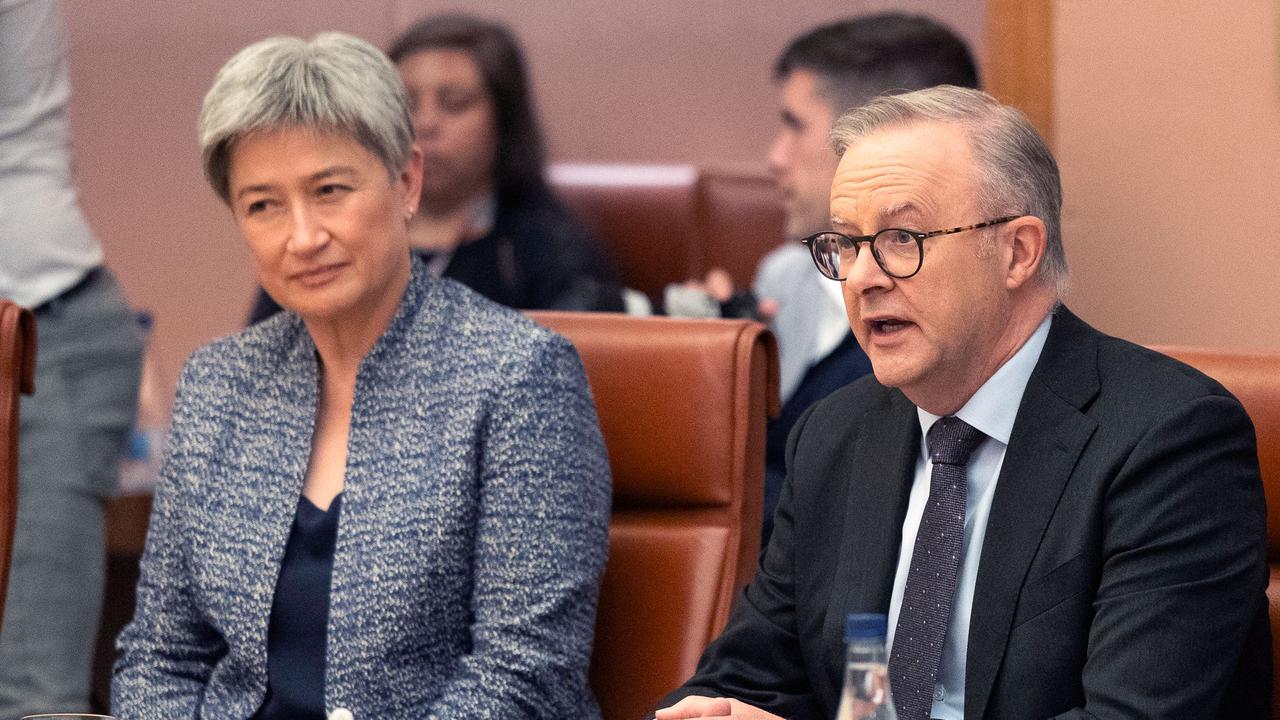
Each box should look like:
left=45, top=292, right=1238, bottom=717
left=232, top=255, right=437, bottom=673
left=964, top=305, right=1102, bottom=717
left=360, top=254, right=433, bottom=370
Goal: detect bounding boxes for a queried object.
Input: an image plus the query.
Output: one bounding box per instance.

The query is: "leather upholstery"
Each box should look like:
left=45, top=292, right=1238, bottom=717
left=552, top=164, right=785, bottom=303
left=530, top=312, right=779, bottom=720
left=1151, top=345, right=1280, bottom=713
left=695, top=170, right=785, bottom=293
left=551, top=164, right=701, bottom=303
left=0, top=300, right=36, bottom=632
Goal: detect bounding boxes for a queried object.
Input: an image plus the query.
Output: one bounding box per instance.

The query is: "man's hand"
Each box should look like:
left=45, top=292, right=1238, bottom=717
left=675, top=268, right=779, bottom=321
left=654, top=695, right=785, bottom=719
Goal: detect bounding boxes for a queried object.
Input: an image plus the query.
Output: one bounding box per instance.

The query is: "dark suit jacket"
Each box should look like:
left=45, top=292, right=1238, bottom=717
left=662, top=307, right=1271, bottom=719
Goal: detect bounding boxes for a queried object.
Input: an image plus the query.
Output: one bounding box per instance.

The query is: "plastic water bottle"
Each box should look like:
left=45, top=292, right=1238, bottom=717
left=835, top=613, right=897, bottom=720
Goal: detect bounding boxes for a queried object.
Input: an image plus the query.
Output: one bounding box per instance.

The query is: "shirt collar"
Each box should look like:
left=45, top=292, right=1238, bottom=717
left=916, top=313, right=1053, bottom=449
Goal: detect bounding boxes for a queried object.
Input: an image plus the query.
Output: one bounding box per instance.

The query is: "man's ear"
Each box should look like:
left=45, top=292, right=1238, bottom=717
left=1005, top=215, right=1047, bottom=290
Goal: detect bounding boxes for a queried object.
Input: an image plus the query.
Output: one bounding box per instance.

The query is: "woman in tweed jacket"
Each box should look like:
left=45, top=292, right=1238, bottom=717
left=112, top=33, right=611, bottom=720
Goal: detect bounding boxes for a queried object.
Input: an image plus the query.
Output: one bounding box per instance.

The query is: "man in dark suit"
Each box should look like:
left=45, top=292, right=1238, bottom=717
left=675, top=13, right=979, bottom=546
left=656, top=86, right=1270, bottom=719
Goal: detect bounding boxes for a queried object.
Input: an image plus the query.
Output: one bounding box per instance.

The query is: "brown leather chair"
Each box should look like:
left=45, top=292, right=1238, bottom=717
left=551, top=164, right=787, bottom=306
left=1151, top=345, right=1280, bottom=714
left=694, top=169, right=786, bottom=291
left=0, top=300, right=36, bottom=632
left=552, top=164, right=701, bottom=304
left=530, top=312, right=779, bottom=720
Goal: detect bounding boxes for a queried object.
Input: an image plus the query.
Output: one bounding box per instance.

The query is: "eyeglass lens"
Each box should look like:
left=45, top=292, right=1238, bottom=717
left=811, top=229, right=920, bottom=280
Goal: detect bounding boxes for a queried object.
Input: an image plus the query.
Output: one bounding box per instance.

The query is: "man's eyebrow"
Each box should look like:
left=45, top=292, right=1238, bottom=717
left=878, top=200, right=927, bottom=226
left=780, top=109, right=803, bottom=130
left=880, top=200, right=922, bottom=218
left=829, top=201, right=927, bottom=236
left=830, top=217, right=866, bottom=236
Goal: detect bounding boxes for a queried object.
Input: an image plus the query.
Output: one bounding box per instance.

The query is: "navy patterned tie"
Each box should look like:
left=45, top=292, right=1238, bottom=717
left=889, top=416, right=986, bottom=720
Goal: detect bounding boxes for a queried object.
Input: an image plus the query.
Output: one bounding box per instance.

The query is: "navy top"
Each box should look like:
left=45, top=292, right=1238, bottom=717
left=252, top=493, right=343, bottom=720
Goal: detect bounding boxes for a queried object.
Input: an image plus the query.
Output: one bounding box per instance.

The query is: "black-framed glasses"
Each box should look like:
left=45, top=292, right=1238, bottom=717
left=800, top=216, right=1020, bottom=281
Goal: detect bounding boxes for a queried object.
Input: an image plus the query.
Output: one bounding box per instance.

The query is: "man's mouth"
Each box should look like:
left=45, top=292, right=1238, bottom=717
left=868, top=317, right=911, bottom=335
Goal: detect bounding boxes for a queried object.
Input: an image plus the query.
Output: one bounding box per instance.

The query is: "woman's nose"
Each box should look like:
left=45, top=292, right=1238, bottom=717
left=287, top=203, right=329, bottom=254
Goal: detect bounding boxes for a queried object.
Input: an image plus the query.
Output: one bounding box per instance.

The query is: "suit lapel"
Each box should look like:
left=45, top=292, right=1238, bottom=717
left=965, top=308, right=1101, bottom=718
left=822, top=389, right=920, bottom=673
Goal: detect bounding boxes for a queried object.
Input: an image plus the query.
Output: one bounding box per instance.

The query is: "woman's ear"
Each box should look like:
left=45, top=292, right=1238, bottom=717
left=400, top=144, right=424, bottom=216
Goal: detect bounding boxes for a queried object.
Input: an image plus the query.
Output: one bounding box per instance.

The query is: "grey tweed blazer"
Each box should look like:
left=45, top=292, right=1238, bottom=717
left=113, top=260, right=612, bottom=719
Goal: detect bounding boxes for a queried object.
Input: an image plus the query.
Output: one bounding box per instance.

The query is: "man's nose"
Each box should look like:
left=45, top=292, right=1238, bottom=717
left=843, top=244, right=893, bottom=293
left=766, top=133, right=789, bottom=176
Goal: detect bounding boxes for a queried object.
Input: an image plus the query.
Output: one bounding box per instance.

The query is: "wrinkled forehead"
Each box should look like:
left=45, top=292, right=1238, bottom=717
left=830, top=121, right=980, bottom=228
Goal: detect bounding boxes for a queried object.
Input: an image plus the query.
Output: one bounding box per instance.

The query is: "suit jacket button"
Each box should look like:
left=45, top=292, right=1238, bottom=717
left=328, top=708, right=354, bottom=720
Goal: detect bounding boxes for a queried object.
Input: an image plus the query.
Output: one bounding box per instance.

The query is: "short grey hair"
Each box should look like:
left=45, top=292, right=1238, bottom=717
left=831, top=85, right=1067, bottom=296
left=198, top=32, right=414, bottom=204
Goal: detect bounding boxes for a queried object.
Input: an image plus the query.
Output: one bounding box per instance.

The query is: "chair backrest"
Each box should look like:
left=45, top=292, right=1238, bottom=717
left=551, top=164, right=701, bottom=303
left=0, top=300, right=36, bottom=632
left=1151, top=345, right=1280, bottom=712
left=529, top=311, right=779, bottom=720
left=551, top=163, right=786, bottom=304
left=694, top=169, right=786, bottom=291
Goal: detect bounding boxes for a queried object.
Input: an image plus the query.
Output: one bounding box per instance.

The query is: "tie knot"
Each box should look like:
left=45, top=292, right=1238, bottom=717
left=927, top=416, right=986, bottom=466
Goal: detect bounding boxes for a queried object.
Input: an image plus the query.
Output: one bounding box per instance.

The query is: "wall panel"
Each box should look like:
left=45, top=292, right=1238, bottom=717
left=62, top=0, right=982, bottom=402
left=1055, top=0, right=1280, bottom=351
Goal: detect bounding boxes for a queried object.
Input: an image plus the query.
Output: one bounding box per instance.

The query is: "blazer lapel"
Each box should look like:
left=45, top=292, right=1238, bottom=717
left=233, top=325, right=319, bottom=675
left=822, top=389, right=920, bottom=673
left=965, top=308, right=1101, bottom=718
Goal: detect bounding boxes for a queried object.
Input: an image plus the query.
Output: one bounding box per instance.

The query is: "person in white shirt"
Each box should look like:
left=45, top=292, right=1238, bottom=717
left=680, top=14, right=979, bottom=545
left=0, top=0, right=142, bottom=714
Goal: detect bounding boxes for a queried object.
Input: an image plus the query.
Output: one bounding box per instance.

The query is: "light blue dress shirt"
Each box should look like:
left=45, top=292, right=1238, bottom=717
left=885, top=313, right=1053, bottom=719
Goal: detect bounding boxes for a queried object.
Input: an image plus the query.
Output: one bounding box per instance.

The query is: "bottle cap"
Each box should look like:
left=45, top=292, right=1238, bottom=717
left=845, top=613, right=887, bottom=641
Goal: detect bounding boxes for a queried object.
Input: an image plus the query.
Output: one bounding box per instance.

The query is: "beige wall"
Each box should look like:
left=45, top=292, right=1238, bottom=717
left=64, top=0, right=983, bottom=405
left=1054, top=0, right=1280, bottom=351
left=63, top=1, right=1280, bottom=408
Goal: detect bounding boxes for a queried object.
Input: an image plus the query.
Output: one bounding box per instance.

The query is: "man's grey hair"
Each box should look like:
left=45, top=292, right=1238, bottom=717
left=831, top=85, right=1068, bottom=296
left=198, top=32, right=414, bottom=204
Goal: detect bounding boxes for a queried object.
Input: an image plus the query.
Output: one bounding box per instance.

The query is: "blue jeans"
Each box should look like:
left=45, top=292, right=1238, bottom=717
left=0, top=269, right=143, bottom=716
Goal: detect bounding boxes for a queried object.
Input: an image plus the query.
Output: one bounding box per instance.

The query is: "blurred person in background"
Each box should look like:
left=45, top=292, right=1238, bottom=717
left=249, top=13, right=624, bottom=323
left=114, top=32, right=610, bottom=719
left=682, top=14, right=980, bottom=544
left=0, top=0, right=144, bottom=716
